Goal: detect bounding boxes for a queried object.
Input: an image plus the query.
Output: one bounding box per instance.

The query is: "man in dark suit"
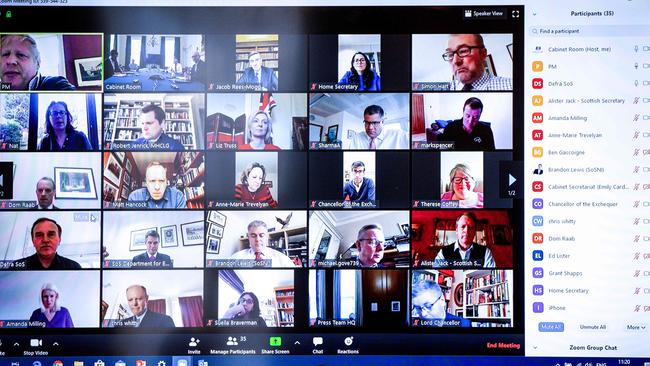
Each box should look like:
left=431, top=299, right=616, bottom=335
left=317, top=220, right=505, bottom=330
left=104, top=49, right=122, bottom=79
left=35, top=177, right=59, bottom=209
left=12, top=217, right=81, bottom=270
left=190, top=51, right=206, bottom=85
left=132, top=230, right=173, bottom=268
left=121, top=285, right=175, bottom=328
left=236, top=51, right=278, bottom=91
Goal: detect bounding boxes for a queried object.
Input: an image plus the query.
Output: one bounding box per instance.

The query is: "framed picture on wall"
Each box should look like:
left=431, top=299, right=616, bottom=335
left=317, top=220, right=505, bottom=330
left=181, top=221, right=204, bottom=246
left=206, top=237, right=221, bottom=254
left=207, top=211, right=226, bottom=226
left=54, top=167, right=97, bottom=199
left=208, top=223, right=224, bottom=238
left=74, top=57, right=103, bottom=87
left=160, top=225, right=178, bottom=247
left=105, top=153, right=122, bottom=186
left=130, top=227, right=157, bottom=251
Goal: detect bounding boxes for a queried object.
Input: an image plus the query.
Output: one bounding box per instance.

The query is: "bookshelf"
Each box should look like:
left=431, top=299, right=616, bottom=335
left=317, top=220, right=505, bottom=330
left=103, top=102, right=117, bottom=144
left=274, top=286, right=294, bottom=327
left=235, top=40, right=279, bottom=81
left=179, top=152, right=205, bottom=209
left=104, top=95, right=198, bottom=149
left=464, top=270, right=512, bottom=327
left=239, top=226, right=307, bottom=266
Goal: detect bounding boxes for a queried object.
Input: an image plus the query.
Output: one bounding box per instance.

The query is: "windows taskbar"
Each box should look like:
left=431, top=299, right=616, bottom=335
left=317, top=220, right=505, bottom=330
left=1, top=356, right=649, bottom=366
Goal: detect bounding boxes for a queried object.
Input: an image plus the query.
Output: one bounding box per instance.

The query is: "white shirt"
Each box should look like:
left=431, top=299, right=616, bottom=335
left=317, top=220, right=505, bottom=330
left=433, top=242, right=495, bottom=268
left=229, top=247, right=298, bottom=268
left=347, top=128, right=409, bottom=150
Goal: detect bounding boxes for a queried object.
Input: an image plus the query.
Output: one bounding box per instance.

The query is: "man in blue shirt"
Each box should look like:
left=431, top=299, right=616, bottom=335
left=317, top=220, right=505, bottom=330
left=343, top=161, right=375, bottom=202
left=128, top=162, right=186, bottom=209
left=130, top=104, right=185, bottom=151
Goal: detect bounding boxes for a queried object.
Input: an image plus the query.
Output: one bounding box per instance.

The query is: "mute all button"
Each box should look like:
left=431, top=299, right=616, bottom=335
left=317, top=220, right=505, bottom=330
left=538, top=322, right=564, bottom=332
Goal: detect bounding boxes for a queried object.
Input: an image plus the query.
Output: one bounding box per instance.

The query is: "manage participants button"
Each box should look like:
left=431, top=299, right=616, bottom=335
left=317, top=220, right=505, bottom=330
left=538, top=322, right=564, bottom=332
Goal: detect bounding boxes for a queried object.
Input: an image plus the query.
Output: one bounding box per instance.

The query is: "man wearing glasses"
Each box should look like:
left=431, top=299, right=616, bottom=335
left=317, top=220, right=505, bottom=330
left=347, top=105, right=408, bottom=149
left=444, top=34, right=512, bottom=91
left=411, top=278, right=470, bottom=327
left=354, top=224, right=385, bottom=267
left=433, top=212, right=495, bottom=268
left=343, top=161, right=375, bottom=202
left=439, top=97, right=495, bottom=151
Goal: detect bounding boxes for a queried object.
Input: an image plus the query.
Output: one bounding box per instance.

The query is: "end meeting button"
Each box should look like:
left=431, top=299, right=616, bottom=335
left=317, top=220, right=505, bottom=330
left=538, top=322, right=564, bottom=332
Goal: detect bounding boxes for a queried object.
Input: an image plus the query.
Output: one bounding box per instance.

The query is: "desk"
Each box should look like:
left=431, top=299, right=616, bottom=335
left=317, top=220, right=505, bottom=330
left=105, top=69, right=205, bottom=92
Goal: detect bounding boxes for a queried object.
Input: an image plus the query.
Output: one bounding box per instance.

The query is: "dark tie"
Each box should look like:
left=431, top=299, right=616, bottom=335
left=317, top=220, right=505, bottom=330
left=149, top=255, right=155, bottom=261
left=462, top=83, right=473, bottom=91
left=255, top=252, right=263, bottom=262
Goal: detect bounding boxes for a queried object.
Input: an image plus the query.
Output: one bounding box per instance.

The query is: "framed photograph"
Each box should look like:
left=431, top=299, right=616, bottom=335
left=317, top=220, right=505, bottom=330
left=105, top=153, right=122, bottom=186
left=506, top=43, right=513, bottom=60
left=130, top=227, right=156, bottom=251
left=206, top=237, right=221, bottom=254
left=120, top=187, right=129, bottom=200
left=125, top=158, right=132, bottom=173
left=114, top=151, right=125, bottom=163
left=327, top=124, right=339, bottom=142
left=102, top=180, right=119, bottom=203
left=124, top=173, right=131, bottom=186
left=484, top=54, right=497, bottom=76
left=399, top=223, right=410, bottom=237
left=74, top=57, right=103, bottom=87
left=207, top=211, right=227, bottom=226
left=208, top=223, right=224, bottom=238
left=491, top=225, right=512, bottom=245
left=54, top=167, right=97, bottom=199
left=181, top=221, right=204, bottom=246
left=160, top=225, right=178, bottom=247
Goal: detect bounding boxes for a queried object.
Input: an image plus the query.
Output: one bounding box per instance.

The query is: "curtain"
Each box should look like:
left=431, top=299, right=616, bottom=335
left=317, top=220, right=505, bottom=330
left=125, top=36, right=132, bottom=67
left=139, top=36, right=146, bottom=67
left=411, top=93, right=425, bottom=134
left=147, top=299, right=166, bottom=314
left=174, top=37, right=181, bottom=64
left=219, top=269, right=244, bottom=293
left=179, top=295, right=203, bottom=327
left=160, top=36, right=166, bottom=68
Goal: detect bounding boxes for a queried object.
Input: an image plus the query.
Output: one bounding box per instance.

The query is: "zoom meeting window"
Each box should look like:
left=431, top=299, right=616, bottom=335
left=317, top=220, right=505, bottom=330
left=0, top=5, right=524, bottom=358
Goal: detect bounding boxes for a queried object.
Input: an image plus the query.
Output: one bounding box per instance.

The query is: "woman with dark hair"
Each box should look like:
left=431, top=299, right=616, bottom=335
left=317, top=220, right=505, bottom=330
left=223, top=292, right=267, bottom=327
left=337, top=52, right=381, bottom=91
left=38, top=101, right=92, bottom=151
left=239, top=111, right=281, bottom=150
left=234, top=162, right=278, bottom=208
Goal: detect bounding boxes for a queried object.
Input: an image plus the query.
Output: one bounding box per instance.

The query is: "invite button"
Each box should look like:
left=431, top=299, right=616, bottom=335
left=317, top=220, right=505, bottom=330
left=538, top=322, right=564, bottom=332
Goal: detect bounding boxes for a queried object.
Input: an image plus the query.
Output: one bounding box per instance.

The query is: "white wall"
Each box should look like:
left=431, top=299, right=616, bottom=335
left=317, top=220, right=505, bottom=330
left=0, top=211, right=101, bottom=268
left=421, top=92, right=513, bottom=149
left=206, top=210, right=307, bottom=260
left=102, top=211, right=204, bottom=268
left=412, top=34, right=513, bottom=83
left=5, top=152, right=102, bottom=209
left=0, top=271, right=100, bottom=327
left=102, top=269, right=203, bottom=327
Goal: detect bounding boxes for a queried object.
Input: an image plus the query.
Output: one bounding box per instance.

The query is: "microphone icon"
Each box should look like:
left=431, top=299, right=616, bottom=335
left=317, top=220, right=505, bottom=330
left=635, top=45, right=639, bottom=52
